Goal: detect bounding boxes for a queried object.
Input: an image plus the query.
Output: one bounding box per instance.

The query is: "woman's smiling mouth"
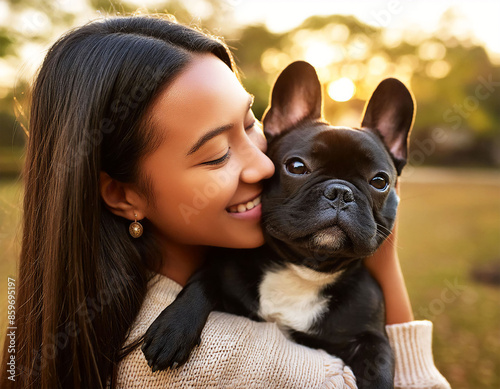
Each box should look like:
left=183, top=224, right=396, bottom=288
left=227, top=194, right=262, bottom=214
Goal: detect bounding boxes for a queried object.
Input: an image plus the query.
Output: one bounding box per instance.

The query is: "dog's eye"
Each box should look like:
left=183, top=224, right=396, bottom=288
left=285, top=158, right=310, bottom=175
left=370, top=173, right=389, bottom=190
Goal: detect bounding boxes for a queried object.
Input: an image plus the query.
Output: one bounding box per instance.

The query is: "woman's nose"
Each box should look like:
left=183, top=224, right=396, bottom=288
left=238, top=139, right=275, bottom=184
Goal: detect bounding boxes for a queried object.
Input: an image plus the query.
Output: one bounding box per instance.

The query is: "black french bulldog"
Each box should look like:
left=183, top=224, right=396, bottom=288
left=141, top=60, right=415, bottom=388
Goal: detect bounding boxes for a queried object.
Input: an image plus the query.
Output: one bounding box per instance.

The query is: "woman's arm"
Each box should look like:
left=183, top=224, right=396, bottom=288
left=364, top=181, right=414, bottom=324
left=364, top=182, right=451, bottom=388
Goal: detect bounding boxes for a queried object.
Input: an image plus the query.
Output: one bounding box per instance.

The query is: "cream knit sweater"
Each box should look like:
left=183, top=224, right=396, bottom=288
left=114, top=273, right=451, bottom=389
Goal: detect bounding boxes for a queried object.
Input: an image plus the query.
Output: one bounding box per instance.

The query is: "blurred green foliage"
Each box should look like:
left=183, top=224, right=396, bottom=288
left=231, top=14, right=500, bottom=169
left=2, top=1, right=498, bottom=174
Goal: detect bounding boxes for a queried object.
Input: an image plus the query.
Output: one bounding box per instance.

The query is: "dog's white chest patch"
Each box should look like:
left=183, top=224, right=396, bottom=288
left=258, top=264, right=342, bottom=333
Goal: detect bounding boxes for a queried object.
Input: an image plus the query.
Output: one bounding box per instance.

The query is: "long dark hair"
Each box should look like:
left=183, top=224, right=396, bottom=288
left=0, top=15, right=236, bottom=389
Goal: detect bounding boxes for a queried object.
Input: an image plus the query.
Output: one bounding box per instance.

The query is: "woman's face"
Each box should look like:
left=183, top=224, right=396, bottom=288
left=139, top=54, right=275, bottom=249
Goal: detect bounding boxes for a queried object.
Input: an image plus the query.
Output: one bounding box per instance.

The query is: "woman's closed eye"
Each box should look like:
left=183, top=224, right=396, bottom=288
left=203, top=119, right=257, bottom=165
left=201, top=109, right=258, bottom=167
left=202, top=148, right=231, bottom=166
left=245, top=120, right=256, bottom=131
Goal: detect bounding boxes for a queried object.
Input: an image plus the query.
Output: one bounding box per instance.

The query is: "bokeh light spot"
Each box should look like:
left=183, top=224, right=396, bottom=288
left=367, top=55, right=388, bottom=75
left=328, top=78, right=356, bottom=102
left=304, top=42, right=344, bottom=68
left=426, top=60, right=451, bottom=78
left=419, top=41, right=447, bottom=61
left=261, top=48, right=291, bottom=74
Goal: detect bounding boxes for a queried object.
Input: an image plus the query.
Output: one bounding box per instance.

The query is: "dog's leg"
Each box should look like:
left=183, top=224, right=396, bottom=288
left=141, top=264, right=217, bottom=372
left=335, top=331, right=394, bottom=389
left=293, top=330, right=394, bottom=389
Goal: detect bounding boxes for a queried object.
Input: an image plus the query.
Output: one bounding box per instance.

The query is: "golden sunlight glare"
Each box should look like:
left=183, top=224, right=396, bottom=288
left=327, top=77, right=356, bottom=102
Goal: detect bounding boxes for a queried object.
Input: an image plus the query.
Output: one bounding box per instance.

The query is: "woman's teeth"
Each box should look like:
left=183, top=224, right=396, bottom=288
left=228, top=195, right=261, bottom=213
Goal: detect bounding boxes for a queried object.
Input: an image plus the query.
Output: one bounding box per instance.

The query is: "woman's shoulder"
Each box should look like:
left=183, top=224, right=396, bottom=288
left=125, top=271, right=300, bottom=344
left=123, top=272, right=182, bottom=345
left=126, top=271, right=306, bottom=351
left=117, top=272, right=357, bottom=389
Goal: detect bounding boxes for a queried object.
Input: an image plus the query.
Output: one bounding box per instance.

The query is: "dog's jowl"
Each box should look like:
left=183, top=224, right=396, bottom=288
left=142, top=60, right=415, bottom=389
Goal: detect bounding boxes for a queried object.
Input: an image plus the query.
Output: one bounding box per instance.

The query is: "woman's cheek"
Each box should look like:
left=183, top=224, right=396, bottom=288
left=184, top=169, right=236, bottom=214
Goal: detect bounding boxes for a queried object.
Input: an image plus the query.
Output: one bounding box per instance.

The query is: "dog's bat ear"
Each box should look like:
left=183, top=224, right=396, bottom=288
left=262, top=61, right=322, bottom=138
left=361, top=78, right=415, bottom=175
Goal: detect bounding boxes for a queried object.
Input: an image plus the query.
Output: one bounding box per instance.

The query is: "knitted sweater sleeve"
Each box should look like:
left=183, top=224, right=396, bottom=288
left=114, top=274, right=450, bottom=389
left=386, top=321, right=451, bottom=389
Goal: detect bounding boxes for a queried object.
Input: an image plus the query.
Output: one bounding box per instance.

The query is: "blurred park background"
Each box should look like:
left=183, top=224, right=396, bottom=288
left=0, top=0, right=499, bottom=387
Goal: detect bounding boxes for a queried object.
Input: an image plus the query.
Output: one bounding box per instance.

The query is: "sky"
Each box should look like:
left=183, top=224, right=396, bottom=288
left=132, top=0, right=500, bottom=60
left=0, top=0, right=499, bottom=91
left=228, top=0, right=500, bottom=61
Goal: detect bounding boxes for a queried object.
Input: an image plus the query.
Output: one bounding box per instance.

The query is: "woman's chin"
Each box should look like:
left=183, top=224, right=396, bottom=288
left=228, top=229, right=266, bottom=249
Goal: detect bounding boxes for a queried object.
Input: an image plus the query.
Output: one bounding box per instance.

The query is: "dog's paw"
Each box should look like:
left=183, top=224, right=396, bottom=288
left=141, top=301, right=204, bottom=372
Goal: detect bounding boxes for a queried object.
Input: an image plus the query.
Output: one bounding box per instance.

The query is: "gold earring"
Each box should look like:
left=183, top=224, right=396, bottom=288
left=129, top=213, right=143, bottom=238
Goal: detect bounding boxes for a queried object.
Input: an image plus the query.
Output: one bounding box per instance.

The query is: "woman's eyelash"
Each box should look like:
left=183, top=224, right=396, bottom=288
left=245, top=121, right=256, bottom=130
left=203, top=147, right=231, bottom=166
left=201, top=120, right=255, bottom=166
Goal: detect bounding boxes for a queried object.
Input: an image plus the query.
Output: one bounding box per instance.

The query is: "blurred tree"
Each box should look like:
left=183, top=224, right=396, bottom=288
left=0, top=1, right=498, bottom=170
left=231, top=13, right=500, bottom=168
left=0, top=0, right=81, bottom=157
left=231, top=25, right=282, bottom=119
left=0, top=28, right=13, bottom=57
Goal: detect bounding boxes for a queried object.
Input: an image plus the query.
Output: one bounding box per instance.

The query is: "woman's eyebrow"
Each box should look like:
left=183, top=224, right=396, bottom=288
left=186, top=94, right=255, bottom=157
left=186, top=123, right=233, bottom=156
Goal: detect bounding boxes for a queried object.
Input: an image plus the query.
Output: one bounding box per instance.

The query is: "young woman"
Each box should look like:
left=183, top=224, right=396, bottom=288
left=0, top=15, right=450, bottom=389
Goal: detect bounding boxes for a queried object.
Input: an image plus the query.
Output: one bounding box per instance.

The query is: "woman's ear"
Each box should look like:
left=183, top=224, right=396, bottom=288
left=99, top=171, right=145, bottom=220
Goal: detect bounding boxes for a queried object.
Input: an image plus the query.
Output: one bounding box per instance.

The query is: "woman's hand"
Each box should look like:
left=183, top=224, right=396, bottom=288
left=364, top=180, right=414, bottom=324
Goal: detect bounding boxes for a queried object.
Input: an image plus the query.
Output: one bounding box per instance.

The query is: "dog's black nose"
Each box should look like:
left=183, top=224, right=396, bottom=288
left=324, top=184, right=354, bottom=208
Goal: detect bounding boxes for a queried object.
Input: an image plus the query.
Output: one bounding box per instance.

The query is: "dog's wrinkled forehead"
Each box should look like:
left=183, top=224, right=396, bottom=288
left=313, top=126, right=396, bottom=176
left=271, top=123, right=397, bottom=178
left=315, top=126, right=386, bottom=157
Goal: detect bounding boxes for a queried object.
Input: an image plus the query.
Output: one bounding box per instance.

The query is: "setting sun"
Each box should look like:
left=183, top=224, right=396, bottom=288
left=327, top=77, right=356, bottom=102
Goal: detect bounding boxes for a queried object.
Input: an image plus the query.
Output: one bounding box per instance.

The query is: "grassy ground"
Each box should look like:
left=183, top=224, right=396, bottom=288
left=397, top=168, right=500, bottom=388
left=0, top=168, right=499, bottom=388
